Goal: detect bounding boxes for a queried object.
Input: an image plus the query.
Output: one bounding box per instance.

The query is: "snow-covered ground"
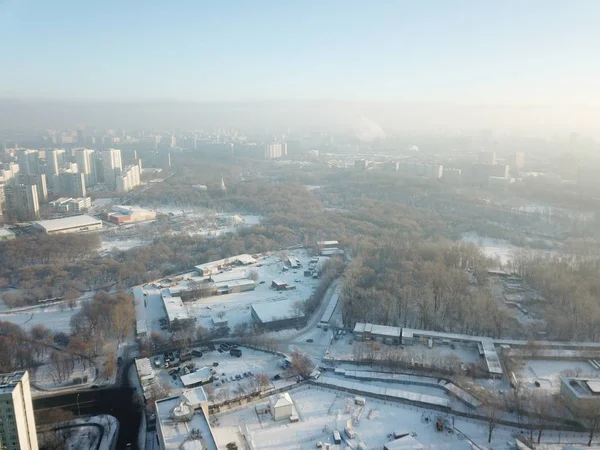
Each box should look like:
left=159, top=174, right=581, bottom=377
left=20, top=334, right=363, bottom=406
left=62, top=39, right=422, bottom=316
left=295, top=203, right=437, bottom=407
left=141, top=250, right=321, bottom=336
left=152, top=346, right=291, bottom=402
left=99, top=237, right=149, bottom=253
left=211, top=385, right=523, bottom=450
left=38, top=414, right=119, bottom=450
left=461, top=232, right=518, bottom=266
left=31, top=358, right=95, bottom=392
left=0, top=303, right=80, bottom=333
left=516, top=359, right=599, bottom=393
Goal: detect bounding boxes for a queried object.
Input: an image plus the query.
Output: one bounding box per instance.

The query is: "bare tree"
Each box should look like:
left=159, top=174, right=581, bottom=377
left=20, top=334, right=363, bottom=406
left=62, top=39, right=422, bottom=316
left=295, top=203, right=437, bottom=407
left=290, top=349, right=313, bottom=379
left=481, top=393, right=503, bottom=443
left=248, top=269, right=259, bottom=281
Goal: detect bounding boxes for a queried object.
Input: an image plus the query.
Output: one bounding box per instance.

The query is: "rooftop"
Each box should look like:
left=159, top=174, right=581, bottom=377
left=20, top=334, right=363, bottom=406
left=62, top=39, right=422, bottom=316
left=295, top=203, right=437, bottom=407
left=562, top=377, right=600, bottom=398
left=163, top=295, right=190, bottom=322
left=252, top=299, right=304, bottom=323
left=180, top=367, right=213, bottom=387
left=0, top=228, right=15, bottom=238
left=135, top=358, right=154, bottom=378
left=385, top=435, right=424, bottom=450
left=156, top=395, right=218, bottom=450
left=0, top=371, right=27, bottom=394
left=34, top=214, right=102, bottom=232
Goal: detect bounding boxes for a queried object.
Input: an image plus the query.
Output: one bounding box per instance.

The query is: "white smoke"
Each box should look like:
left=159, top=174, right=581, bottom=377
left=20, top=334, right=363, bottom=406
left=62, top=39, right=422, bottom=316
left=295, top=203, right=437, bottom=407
left=353, top=115, right=386, bottom=142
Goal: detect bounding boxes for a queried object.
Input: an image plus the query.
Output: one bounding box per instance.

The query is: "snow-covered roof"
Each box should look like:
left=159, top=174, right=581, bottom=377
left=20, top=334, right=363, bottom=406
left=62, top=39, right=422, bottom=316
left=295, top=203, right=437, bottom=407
left=155, top=395, right=218, bottom=450
left=270, top=392, right=293, bottom=408
left=318, top=240, right=339, bottom=246
left=353, top=322, right=401, bottom=338
left=34, top=214, right=102, bottom=232
left=320, top=287, right=341, bottom=324
left=586, top=380, right=600, bottom=393
left=251, top=299, right=304, bottom=323
left=182, top=387, right=208, bottom=408
left=162, top=296, right=190, bottom=323
left=180, top=367, right=212, bottom=387
left=384, top=435, right=424, bottom=450
left=194, top=254, right=257, bottom=274
left=133, top=287, right=147, bottom=336
left=135, top=358, right=154, bottom=379
left=210, top=270, right=248, bottom=283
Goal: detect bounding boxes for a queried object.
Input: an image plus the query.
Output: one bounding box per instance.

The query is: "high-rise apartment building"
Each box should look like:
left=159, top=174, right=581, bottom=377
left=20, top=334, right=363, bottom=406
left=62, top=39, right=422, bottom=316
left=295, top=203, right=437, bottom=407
left=74, top=149, right=97, bottom=186
left=0, top=184, right=4, bottom=224
left=478, top=151, right=497, bottom=165
left=116, top=165, right=141, bottom=193
left=45, top=149, right=66, bottom=192
left=16, top=150, right=41, bottom=175
left=0, top=371, right=38, bottom=450
left=102, top=149, right=122, bottom=189
left=58, top=172, right=86, bottom=198
left=4, top=184, right=39, bottom=221
left=17, top=173, right=48, bottom=203
left=264, top=142, right=287, bottom=160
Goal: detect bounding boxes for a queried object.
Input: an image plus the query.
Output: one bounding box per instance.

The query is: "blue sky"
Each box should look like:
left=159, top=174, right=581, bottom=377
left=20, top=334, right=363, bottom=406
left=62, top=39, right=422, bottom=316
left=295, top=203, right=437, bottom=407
left=1, top=0, right=599, bottom=104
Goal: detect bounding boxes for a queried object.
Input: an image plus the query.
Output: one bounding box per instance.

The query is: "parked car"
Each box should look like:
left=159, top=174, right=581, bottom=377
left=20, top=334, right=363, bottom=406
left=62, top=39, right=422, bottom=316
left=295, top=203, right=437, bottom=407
left=117, top=357, right=123, bottom=366
left=213, top=362, right=219, bottom=367
left=153, top=358, right=162, bottom=368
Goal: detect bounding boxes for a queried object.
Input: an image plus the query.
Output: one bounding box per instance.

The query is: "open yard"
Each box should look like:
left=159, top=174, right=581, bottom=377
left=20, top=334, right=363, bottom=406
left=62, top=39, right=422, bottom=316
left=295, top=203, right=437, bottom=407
left=515, top=359, right=599, bottom=392
left=211, top=385, right=522, bottom=450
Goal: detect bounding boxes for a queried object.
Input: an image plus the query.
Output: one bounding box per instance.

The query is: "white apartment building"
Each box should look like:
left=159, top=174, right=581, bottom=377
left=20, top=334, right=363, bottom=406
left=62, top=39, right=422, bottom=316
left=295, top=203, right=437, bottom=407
left=102, top=149, right=122, bottom=189
left=0, top=371, right=38, bottom=450
left=116, top=164, right=141, bottom=193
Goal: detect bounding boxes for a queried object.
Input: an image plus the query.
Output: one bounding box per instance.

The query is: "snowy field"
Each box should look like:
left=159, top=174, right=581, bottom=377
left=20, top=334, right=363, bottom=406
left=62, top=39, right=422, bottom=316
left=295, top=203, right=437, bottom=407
left=211, top=385, right=521, bottom=450
left=0, top=304, right=80, bottom=333
left=38, top=415, right=118, bottom=450
left=99, top=237, right=149, bottom=253
left=516, top=359, right=599, bottom=392
left=153, top=346, right=292, bottom=401
left=461, top=232, right=518, bottom=266
left=31, top=359, right=95, bottom=391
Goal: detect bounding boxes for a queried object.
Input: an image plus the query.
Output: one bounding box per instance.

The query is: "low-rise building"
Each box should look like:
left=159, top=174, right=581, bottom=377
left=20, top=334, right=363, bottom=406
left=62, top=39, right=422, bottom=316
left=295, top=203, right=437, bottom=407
left=135, top=358, right=155, bottom=386
left=33, top=214, right=102, bottom=234
left=353, top=322, right=402, bottom=345
left=270, top=392, right=294, bottom=421
left=0, top=228, right=15, bottom=240
left=155, top=387, right=218, bottom=450
left=162, top=293, right=194, bottom=327
left=49, top=197, right=92, bottom=213
left=251, top=299, right=306, bottom=331
left=560, top=377, right=600, bottom=415
left=107, top=205, right=156, bottom=225
left=194, top=254, right=257, bottom=276
left=179, top=367, right=213, bottom=388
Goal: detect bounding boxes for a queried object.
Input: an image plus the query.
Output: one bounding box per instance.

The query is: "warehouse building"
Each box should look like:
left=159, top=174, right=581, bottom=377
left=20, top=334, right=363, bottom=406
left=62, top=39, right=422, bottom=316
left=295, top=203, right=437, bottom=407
left=161, top=292, right=194, bottom=327
left=251, top=299, right=306, bottom=331
left=34, top=214, right=102, bottom=234
left=194, top=254, right=257, bottom=276
left=353, top=323, right=402, bottom=345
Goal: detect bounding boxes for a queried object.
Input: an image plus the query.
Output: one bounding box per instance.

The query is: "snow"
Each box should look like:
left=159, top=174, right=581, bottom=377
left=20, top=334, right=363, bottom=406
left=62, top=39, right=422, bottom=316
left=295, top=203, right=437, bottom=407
left=31, top=359, right=95, bottom=392
left=211, top=385, right=524, bottom=450
left=142, top=250, right=321, bottom=335
left=461, top=232, right=518, bottom=266
left=38, top=414, right=119, bottom=450
left=0, top=303, right=80, bottom=333
left=516, top=359, right=599, bottom=393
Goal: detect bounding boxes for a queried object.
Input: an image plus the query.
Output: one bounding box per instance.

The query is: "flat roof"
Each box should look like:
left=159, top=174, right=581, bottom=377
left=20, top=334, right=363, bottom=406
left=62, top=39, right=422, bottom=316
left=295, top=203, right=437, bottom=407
left=587, top=380, right=600, bottom=394
left=133, top=287, right=147, bottom=335
left=385, top=435, right=424, bottom=450
left=156, top=395, right=218, bottom=450
left=34, top=214, right=102, bottom=232
left=252, top=299, right=304, bottom=323
left=162, top=296, right=190, bottom=322
left=0, top=372, right=26, bottom=394
left=353, top=322, right=401, bottom=338
left=210, top=270, right=249, bottom=283
left=180, top=367, right=212, bottom=387
left=194, top=254, right=257, bottom=272
left=135, top=358, right=154, bottom=378
left=182, top=387, right=208, bottom=407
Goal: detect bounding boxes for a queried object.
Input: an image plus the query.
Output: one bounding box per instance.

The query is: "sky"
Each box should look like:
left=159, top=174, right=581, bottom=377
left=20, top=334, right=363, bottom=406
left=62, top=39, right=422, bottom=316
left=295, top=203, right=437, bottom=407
left=1, top=0, right=600, bottom=105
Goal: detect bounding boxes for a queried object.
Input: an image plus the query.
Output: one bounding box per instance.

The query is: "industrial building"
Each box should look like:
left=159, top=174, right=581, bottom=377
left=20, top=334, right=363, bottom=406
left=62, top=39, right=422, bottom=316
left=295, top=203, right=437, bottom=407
left=161, top=293, right=194, bottom=327
left=155, top=387, right=218, bottom=450
left=107, top=205, right=156, bottom=224
left=135, top=358, right=155, bottom=386
left=179, top=367, right=213, bottom=388
left=251, top=299, right=306, bottom=330
left=0, top=371, right=38, bottom=450
left=33, top=214, right=103, bottom=234
left=560, top=377, right=600, bottom=415
left=352, top=324, right=503, bottom=378
left=133, top=287, right=147, bottom=338
left=194, top=254, right=257, bottom=276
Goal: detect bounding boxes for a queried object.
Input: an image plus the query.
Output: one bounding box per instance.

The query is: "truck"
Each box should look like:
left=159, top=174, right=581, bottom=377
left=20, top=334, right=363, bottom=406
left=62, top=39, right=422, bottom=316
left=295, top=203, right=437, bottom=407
left=333, top=430, right=341, bottom=444
left=180, top=353, right=192, bottom=362
left=230, top=348, right=242, bottom=357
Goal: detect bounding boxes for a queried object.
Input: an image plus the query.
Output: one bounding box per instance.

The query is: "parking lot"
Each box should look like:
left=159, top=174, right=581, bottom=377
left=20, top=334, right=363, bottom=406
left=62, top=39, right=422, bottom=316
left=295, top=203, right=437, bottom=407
left=151, top=345, right=296, bottom=402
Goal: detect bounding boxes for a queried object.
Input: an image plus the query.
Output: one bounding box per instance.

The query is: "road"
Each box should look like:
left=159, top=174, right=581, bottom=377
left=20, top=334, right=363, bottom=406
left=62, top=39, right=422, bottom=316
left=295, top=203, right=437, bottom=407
left=34, top=387, right=141, bottom=450
left=281, top=279, right=340, bottom=345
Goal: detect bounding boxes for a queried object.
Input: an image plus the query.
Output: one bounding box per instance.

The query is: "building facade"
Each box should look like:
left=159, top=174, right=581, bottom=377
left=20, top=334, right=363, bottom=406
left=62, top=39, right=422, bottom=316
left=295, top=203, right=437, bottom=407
left=4, top=184, right=39, bottom=221
left=102, top=148, right=122, bottom=189
left=0, top=371, right=38, bottom=450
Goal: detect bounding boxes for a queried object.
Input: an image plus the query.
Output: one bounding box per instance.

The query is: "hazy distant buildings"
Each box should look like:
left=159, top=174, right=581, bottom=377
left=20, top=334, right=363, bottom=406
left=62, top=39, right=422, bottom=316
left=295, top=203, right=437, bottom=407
left=4, top=184, right=39, bottom=221
left=398, top=162, right=443, bottom=180
left=116, top=165, right=141, bottom=193
left=102, top=148, right=122, bottom=189
left=16, top=150, right=41, bottom=176
left=510, top=152, right=525, bottom=170
left=17, top=173, right=48, bottom=203
left=58, top=172, right=87, bottom=198
left=442, top=168, right=462, bottom=182
left=74, top=148, right=97, bottom=186
left=264, top=142, right=287, bottom=160
left=478, top=151, right=496, bottom=165
left=0, top=184, right=4, bottom=224
left=355, top=159, right=369, bottom=170
left=471, top=163, right=509, bottom=182
left=49, top=197, right=92, bottom=213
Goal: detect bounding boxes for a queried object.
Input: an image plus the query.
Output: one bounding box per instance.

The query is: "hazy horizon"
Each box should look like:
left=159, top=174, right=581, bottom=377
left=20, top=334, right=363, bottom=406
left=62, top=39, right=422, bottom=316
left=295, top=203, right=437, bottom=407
left=2, top=0, right=600, bottom=107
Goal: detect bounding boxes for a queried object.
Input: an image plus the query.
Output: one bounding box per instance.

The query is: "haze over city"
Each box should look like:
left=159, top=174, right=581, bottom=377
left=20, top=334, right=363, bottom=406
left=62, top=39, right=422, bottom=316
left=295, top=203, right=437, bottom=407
left=2, top=2, right=600, bottom=450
